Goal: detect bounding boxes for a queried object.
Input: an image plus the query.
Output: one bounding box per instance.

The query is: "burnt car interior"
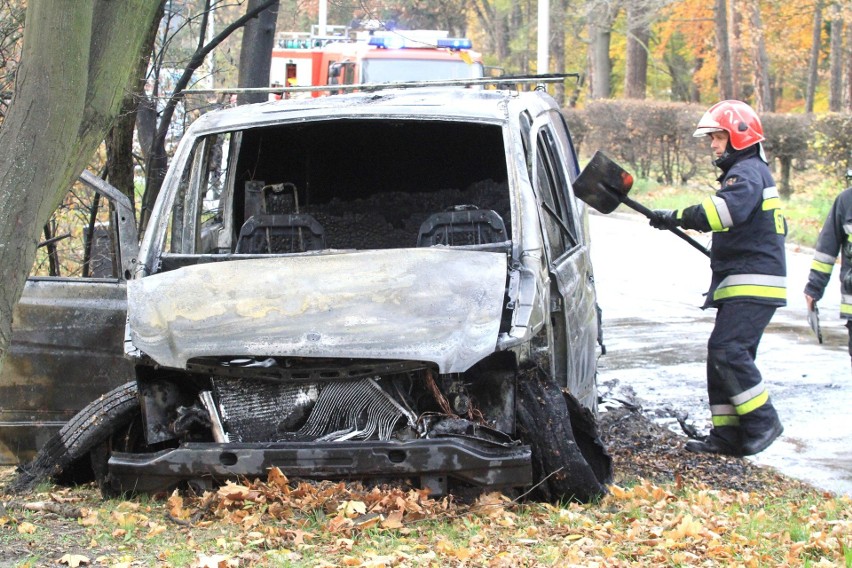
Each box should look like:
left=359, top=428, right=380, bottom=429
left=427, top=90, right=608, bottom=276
left=164, top=118, right=512, bottom=271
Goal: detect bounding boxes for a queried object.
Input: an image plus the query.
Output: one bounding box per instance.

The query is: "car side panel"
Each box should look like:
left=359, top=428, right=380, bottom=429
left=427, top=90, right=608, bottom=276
left=0, top=278, right=132, bottom=464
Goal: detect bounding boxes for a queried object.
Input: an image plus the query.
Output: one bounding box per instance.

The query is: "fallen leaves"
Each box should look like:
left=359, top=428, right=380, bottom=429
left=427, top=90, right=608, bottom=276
left=17, top=520, right=36, bottom=534
left=58, top=553, right=89, bottom=567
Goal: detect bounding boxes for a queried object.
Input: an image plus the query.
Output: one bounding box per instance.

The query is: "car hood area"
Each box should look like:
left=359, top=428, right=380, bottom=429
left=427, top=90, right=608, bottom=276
left=127, top=248, right=507, bottom=373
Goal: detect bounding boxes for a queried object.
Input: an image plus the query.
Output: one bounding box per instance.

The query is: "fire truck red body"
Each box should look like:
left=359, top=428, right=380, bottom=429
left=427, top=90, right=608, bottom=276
left=270, top=30, right=484, bottom=97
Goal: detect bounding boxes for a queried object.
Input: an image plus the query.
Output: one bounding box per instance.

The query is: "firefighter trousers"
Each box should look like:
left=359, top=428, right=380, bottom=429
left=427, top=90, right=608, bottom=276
left=706, top=301, right=780, bottom=446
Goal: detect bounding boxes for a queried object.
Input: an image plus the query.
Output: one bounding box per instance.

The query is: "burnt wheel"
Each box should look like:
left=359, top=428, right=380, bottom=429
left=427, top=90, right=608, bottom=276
left=8, top=382, right=140, bottom=494
left=516, top=366, right=611, bottom=503
left=89, top=404, right=149, bottom=498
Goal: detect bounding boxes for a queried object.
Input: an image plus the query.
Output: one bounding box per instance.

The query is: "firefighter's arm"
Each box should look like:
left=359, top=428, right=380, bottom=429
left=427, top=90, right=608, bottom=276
left=805, top=196, right=845, bottom=301
left=678, top=170, right=761, bottom=233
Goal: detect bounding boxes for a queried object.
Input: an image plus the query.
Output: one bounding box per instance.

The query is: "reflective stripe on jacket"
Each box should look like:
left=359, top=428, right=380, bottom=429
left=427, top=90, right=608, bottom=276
left=805, top=188, right=852, bottom=319
left=678, top=146, right=787, bottom=307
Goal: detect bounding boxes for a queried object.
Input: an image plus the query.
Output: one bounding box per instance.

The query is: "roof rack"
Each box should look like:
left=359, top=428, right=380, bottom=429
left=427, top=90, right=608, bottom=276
left=181, top=73, right=581, bottom=97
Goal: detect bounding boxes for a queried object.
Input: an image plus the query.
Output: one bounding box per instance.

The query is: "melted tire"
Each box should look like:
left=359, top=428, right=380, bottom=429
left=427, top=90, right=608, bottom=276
left=563, top=390, right=613, bottom=487
left=8, top=382, right=140, bottom=494
left=516, top=366, right=609, bottom=503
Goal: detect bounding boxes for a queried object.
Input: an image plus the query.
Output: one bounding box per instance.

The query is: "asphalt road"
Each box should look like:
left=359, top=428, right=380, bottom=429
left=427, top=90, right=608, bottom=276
left=589, top=210, right=852, bottom=497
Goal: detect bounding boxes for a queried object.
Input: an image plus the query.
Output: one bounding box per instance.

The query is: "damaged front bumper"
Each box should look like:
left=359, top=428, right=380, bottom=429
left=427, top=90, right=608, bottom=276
left=108, top=438, right=532, bottom=496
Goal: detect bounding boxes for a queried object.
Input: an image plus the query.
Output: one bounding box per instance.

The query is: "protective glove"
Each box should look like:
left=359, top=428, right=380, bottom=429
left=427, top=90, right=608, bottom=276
left=649, top=209, right=679, bottom=230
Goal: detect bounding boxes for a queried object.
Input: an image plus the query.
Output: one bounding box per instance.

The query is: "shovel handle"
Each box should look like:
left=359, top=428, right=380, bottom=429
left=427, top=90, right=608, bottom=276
left=622, top=196, right=712, bottom=258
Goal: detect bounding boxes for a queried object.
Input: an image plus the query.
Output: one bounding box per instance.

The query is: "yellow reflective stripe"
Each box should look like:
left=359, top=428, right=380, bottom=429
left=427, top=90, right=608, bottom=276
left=712, top=415, right=740, bottom=427
left=841, top=303, right=852, bottom=315
left=736, top=389, right=769, bottom=415
left=811, top=259, right=834, bottom=274
left=714, top=285, right=787, bottom=301
left=701, top=197, right=725, bottom=231
left=762, top=197, right=781, bottom=211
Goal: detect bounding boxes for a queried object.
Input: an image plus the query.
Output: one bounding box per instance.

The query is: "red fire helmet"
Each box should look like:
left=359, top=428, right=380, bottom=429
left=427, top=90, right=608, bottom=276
left=693, top=100, right=765, bottom=150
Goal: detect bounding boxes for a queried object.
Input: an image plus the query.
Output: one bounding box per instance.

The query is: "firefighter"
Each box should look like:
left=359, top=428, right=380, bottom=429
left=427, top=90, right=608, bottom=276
left=650, top=100, right=786, bottom=456
left=804, top=180, right=852, bottom=365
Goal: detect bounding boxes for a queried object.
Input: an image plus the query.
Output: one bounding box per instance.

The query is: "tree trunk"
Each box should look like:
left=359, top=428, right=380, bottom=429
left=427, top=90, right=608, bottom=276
left=806, top=0, right=824, bottom=113
left=829, top=2, right=843, bottom=112
left=471, top=0, right=510, bottom=63
left=624, top=0, right=650, bottom=99
left=749, top=0, right=773, bottom=112
left=511, top=2, right=529, bottom=74
left=587, top=0, right=613, bottom=100
left=846, top=21, right=852, bottom=111
left=552, top=0, right=566, bottom=106
left=589, top=26, right=611, bottom=99
left=105, top=2, right=164, bottom=211
left=237, top=0, right=279, bottom=106
left=729, top=0, right=742, bottom=100
left=0, top=0, right=161, bottom=372
left=714, top=0, right=733, bottom=100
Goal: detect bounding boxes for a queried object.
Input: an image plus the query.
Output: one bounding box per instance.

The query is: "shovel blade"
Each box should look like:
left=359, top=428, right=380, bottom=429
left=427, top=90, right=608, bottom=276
left=572, top=151, right=635, bottom=214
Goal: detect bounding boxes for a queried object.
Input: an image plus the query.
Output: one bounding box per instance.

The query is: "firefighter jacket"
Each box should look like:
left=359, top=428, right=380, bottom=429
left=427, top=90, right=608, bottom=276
left=673, top=145, right=787, bottom=308
left=804, top=187, right=852, bottom=319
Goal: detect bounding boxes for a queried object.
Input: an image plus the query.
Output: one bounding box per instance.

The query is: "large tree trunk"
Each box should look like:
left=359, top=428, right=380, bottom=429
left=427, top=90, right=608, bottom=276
left=714, top=0, right=733, bottom=100
left=829, top=2, right=844, bottom=112
left=0, top=0, right=161, bottom=372
left=806, top=0, right=824, bottom=113
left=237, top=0, right=279, bottom=106
left=624, top=0, right=650, bottom=99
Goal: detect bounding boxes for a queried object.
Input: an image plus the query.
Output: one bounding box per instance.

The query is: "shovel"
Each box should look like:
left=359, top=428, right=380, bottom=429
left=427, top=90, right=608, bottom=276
left=573, top=151, right=711, bottom=258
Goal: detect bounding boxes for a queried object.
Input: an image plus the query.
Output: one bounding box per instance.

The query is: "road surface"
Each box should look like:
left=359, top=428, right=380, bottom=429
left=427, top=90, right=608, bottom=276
left=589, top=211, right=852, bottom=497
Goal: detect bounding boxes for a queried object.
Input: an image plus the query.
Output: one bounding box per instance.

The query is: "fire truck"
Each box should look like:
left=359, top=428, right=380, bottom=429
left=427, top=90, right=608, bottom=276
left=270, top=28, right=485, bottom=97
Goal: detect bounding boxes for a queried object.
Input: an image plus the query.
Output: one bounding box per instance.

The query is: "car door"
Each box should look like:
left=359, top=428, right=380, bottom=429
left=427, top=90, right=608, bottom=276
left=529, top=111, right=599, bottom=410
left=0, top=172, right=138, bottom=465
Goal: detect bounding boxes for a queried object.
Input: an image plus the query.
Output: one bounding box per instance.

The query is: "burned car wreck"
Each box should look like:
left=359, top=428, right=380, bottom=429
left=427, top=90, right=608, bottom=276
left=8, top=84, right=611, bottom=502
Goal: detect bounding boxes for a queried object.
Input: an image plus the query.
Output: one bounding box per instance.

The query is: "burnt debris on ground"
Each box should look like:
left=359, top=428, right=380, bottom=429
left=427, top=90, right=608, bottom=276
left=598, top=398, right=819, bottom=495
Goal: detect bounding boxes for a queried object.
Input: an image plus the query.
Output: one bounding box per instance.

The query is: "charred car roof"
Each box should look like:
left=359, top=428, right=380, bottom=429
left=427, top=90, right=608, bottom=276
left=188, top=87, right=556, bottom=133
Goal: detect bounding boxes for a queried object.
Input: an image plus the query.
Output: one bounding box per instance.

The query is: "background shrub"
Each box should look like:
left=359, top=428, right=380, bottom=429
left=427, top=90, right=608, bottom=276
left=563, top=100, right=831, bottom=198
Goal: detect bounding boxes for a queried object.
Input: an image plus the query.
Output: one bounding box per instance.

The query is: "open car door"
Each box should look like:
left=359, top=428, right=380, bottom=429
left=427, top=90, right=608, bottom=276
left=0, top=172, right=138, bottom=464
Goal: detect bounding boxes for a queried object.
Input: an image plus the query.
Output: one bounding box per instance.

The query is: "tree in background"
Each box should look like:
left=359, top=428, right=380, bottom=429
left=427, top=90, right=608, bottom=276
left=624, top=0, right=653, bottom=99
left=0, top=0, right=162, bottom=372
left=139, top=0, right=279, bottom=230
left=0, top=0, right=23, bottom=121
left=746, top=0, right=773, bottom=111
left=587, top=0, right=617, bottom=99
left=714, top=0, right=734, bottom=100
left=238, top=0, right=280, bottom=105
left=806, top=0, right=823, bottom=113
left=829, top=1, right=843, bottom=112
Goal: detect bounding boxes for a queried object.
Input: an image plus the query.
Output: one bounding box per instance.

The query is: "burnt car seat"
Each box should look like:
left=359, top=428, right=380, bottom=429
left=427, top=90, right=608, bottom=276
left=416, top=205, right=507, bottom=247
left=235, top=214, right=326, bottom=253
left=236, top=181, right=325, bottom=253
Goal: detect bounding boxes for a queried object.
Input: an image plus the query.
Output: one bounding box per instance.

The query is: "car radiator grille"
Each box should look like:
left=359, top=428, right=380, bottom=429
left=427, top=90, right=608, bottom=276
left=212, top=378, right=415, bottom=442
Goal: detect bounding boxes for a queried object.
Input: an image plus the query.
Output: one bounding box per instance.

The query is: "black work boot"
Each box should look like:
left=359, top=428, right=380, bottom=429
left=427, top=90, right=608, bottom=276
left=685, top=427, right=743, bottom=456
left=740, top=405, right=783, bottom=456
